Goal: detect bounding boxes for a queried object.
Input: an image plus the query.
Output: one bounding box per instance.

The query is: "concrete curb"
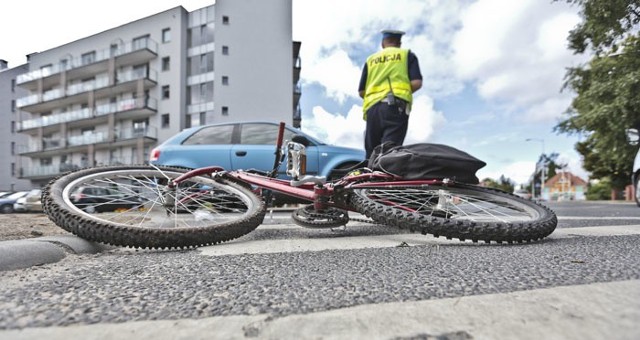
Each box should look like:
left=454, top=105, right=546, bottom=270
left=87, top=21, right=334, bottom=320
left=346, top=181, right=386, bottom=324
left=0, top=236, right=111, bottom=272
left=0, top=209, right=331, bottom=272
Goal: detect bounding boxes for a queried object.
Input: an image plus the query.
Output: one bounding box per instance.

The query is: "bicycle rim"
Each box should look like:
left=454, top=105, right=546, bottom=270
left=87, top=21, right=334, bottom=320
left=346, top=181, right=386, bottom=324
left=43, top=166, right=265, bottom=249
left=351, top=183, right=557, bottom=243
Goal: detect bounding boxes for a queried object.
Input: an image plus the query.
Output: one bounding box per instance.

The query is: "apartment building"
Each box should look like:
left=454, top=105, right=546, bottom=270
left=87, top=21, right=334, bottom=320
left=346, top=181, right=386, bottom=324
left=0, top=60, right=31, bottom=191
left=6, top=0, right=300, bottom=189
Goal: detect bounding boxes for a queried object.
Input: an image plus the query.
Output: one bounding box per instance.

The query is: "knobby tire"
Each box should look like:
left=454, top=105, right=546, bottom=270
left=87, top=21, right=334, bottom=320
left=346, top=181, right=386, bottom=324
left=42, top=165, right=265, bottom=249
left=350, top=182, right=557, bottom=243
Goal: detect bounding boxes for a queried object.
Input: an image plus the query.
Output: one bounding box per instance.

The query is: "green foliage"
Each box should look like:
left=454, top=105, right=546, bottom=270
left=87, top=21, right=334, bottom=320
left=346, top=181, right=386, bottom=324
left=586, top=177, right=613, bottom=200
left=555, top=0, right=640, bottom=189
left=481, top=175, right=515, bottom=193
left=560, top=0, right=640, bottom=54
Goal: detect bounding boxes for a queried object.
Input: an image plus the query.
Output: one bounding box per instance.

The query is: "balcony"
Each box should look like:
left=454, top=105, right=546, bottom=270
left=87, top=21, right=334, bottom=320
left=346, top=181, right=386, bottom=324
left=20, top=156, right=149, bottom=180
left=16, top=38, right=158, bottom=90
left=16, top=69, right=157, bottom=112
left=18, top=126, right=158, bottom=157
left=18, top=97, right=157, bottom=133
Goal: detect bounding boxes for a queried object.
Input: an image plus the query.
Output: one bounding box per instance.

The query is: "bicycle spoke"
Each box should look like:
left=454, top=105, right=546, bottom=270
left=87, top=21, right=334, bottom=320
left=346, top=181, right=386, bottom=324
left=361, top=187, right=533, bottom=223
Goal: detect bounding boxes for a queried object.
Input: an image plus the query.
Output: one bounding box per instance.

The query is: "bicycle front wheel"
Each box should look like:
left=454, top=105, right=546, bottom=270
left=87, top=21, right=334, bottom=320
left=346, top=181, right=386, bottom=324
left=350, top=183, right=557, bottom=243
left=43, top=165, right=265, bottom=249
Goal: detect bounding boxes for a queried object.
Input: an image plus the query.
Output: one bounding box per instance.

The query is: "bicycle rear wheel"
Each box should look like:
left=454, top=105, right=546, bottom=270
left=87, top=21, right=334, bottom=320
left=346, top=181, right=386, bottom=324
left=43, top=165, right=265, bottom=249
left=350, top=183, right=557, bottom=243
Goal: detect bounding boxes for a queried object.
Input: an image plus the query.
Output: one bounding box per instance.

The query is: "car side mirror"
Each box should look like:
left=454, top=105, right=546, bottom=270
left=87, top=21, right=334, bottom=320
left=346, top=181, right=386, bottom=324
left=626, top=128, right=639, bottom=145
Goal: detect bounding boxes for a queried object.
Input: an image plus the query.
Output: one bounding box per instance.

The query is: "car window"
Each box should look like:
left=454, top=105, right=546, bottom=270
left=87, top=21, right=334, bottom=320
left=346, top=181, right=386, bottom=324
left=182, top=125, right=235, bottom=145
left=240, top=123, right=296, bottom=145
left=7, top=192, right=26, bottom=199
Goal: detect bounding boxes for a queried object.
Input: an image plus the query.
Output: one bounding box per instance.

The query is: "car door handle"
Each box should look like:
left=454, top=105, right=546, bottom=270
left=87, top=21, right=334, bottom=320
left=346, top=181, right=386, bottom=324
left=235, top=151, right=247, bottom=157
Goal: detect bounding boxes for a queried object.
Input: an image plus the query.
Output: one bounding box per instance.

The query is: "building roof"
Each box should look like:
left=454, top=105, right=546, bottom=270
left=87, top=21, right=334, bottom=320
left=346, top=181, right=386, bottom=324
left=545, top=171, right=587, bottom=187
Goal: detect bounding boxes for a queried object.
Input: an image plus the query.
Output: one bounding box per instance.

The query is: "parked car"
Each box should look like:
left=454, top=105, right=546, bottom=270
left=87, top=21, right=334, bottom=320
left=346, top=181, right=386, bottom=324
left=13, top=196, right=28, bottom=212
left=13, top=190, right=42, bottom=213
left=70, top=186, right=140, bottom=213
left=149, top=121, right=366, bottom=180
left=0, top=191, right=29, bottom=214
left=24, top=189, right=43, bottom=212
left=513, top=189, right=532, bottom=200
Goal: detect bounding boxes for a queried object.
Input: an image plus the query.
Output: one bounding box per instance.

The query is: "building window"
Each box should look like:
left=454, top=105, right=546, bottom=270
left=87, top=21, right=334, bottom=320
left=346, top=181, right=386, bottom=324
left=222, top=76, right=229, bottom=85
left=133, top=119, right=148, bottom=136
left=11, top=163, right=16, bottom=177
left=110, top=44, right=119, bottom=57
left=133, top=35, right=150, bottom=50
left=222, top=106, right=229, bottom=116
left=162, top=57, right=170, bottom=71
left=11, top=100, right=16, bottom=113
left=222, top=46, right=229, bottom=55
left=161, top=114, right=170, bottom=128
left=11, top=79, right=15, bottom=92
left=222, top=16, right=230, bottom=25
left=11, top=121, right=15, bottom=133
left=162, top=85, right=170, bottom=99
left=200, top=25, right=207, bottom=44
left=200, top=112, right=206, bottom=126
left=186, top=114, right=192, bottom=129
left=11, top=142, right=15, bottom=155
left=40, top=157, right=53, bottom=166
left=162, top=28, right=171, bottom=43
left=81, top=51, right=96, bottom=65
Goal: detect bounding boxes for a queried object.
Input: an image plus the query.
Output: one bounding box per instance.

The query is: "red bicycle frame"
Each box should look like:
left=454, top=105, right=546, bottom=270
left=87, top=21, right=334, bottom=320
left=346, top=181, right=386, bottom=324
left=167, top=121, right=446, bottom=212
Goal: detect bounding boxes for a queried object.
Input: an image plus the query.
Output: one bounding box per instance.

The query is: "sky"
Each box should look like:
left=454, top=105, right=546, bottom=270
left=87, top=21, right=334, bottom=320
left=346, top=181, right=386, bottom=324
left=0, top=0, right=591, bottom=186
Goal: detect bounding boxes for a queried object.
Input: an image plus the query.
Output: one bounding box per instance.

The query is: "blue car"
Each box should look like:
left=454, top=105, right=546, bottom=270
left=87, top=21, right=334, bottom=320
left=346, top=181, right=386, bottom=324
left=0, top=191, right=29, bottom=214
left=149, top=121, right=366, bottom=180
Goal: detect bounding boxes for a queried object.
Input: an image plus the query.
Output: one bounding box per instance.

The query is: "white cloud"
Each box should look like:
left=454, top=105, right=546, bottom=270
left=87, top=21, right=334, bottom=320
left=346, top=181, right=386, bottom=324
left=301, top=106, right=366, bottom=149
left=301, top=50, right=362, bottom=104
left=405, top=95, right=447, bottom=144
left=477, top=161, right=536, bottom=186
left=451, top=0, right=586, bottom=122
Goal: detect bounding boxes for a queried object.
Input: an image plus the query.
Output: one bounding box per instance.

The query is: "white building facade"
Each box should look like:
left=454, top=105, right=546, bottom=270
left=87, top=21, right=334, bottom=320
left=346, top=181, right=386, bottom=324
left=7, top=0, right=300, bottom=188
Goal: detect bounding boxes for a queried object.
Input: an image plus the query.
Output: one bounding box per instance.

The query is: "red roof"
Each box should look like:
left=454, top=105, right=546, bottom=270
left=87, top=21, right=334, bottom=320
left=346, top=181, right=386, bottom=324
left=545, top=172, right=587, bottom=187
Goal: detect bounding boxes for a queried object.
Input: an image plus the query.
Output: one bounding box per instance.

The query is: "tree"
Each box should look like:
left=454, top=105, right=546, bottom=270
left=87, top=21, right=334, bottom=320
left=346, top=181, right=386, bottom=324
left=481, top=175, right=515, bottom=193
left=554, top=0, right=640, bottom=189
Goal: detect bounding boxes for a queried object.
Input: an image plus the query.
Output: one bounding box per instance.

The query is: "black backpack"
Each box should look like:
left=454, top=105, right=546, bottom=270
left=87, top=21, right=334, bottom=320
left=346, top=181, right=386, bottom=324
left=367, top=142, right=486, bottom=184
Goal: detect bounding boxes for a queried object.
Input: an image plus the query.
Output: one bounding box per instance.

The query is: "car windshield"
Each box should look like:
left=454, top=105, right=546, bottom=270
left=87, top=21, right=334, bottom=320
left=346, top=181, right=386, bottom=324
left=7, top=192, right=26, bottom=199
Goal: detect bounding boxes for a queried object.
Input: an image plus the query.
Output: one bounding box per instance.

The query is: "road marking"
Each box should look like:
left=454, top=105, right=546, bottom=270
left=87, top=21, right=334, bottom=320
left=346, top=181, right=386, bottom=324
left=196, top=224, right=640, bottom=257
left=559, top=216, right=640, bottom=220
left=2, top=280, right=637, bottom=340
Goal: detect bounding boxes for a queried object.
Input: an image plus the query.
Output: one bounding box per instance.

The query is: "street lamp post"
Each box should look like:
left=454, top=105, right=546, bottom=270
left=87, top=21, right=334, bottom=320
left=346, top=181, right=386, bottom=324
left=526, top=138, right=545, bottom=200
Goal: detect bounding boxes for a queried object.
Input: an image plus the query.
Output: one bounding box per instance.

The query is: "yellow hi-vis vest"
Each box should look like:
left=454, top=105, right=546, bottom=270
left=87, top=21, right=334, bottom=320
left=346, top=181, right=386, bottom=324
left=362, top=47, right=413, bottom=119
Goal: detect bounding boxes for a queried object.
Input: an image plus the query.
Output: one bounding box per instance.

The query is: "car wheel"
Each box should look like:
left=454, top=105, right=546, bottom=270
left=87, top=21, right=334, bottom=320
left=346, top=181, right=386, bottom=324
left=0, top=204, right=14, bottom=214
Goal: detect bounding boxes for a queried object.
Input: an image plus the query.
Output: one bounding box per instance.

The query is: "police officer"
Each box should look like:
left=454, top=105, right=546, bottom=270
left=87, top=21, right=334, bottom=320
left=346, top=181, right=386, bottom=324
left=358, top=30, right=423, bottom=159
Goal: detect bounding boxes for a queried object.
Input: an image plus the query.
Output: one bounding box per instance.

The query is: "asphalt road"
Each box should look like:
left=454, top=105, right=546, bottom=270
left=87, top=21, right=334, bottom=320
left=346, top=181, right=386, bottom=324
left=0, top=201, right=639, bottom=340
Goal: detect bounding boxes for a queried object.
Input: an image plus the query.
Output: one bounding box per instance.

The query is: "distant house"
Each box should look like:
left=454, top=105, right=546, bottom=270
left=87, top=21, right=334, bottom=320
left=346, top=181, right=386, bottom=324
left=542, top=171, right=588, bottom=201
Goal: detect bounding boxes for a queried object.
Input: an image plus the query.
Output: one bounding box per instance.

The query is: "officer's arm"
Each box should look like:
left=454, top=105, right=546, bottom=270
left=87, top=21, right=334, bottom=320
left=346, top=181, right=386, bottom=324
left=411, top=79, right=422, bottom=93
left=358, top=63, right=368, bottom=99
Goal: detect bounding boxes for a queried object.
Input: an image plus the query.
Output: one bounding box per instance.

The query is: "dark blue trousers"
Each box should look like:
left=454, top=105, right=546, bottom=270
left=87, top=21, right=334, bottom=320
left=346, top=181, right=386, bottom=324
left=364, top=101, right=409, bottom=159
